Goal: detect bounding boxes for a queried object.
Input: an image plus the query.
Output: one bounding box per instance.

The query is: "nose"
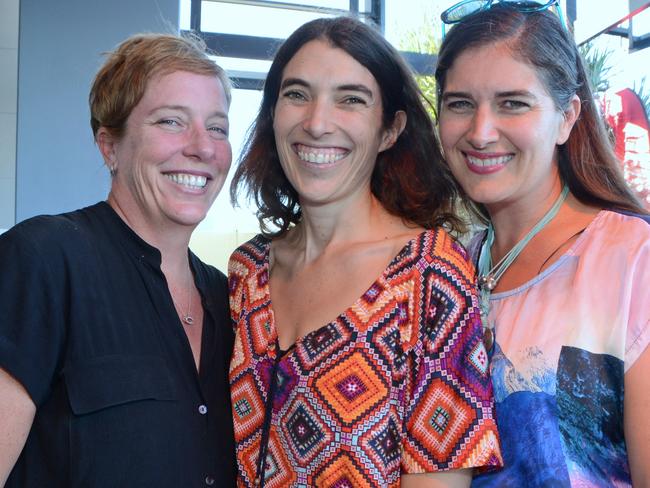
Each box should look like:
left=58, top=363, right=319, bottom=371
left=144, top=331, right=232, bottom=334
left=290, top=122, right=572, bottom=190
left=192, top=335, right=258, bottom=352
left=183, top=124, right=216, bottom=161
left=301, top=98, right=334, bottom=138
left=466, top=106, right=499, bottom=149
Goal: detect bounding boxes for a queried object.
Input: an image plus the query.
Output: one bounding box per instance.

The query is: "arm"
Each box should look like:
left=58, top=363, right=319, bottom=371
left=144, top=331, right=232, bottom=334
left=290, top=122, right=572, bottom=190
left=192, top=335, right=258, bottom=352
left=0, top=367, right=36, bottom=486
left=402, top=469, right=472, bottom=488
left=624, top=343, right=650, bottom=488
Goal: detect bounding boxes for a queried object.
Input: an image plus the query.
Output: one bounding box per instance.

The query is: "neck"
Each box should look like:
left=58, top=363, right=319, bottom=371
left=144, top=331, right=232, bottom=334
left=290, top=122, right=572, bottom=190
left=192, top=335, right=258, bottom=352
left=107, top=192, right=193, bottom=273
left=290, top=191, right=388, bottom=261
left=487, top=179, right=564, bottom=260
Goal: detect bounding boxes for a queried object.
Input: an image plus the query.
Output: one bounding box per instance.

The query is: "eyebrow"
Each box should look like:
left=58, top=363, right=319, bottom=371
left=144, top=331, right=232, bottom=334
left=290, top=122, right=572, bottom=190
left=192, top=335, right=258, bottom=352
left=151, top=104, right=228, bottom=120
left=441, top=90, right=537, bottom=100
left=280, top=78, right=375, bottom=99
left=495, top=90, right=537, bottom=99
left=441, top=91, right=472, bottom=101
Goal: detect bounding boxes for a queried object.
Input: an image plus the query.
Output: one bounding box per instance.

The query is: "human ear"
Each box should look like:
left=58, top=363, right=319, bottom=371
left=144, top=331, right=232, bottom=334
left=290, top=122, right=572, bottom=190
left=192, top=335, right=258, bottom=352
left=556, top=94, right=581, bottom=145
left=379, top=110, right=407, bottom=152
left=96, top=128, right=119, bottom=173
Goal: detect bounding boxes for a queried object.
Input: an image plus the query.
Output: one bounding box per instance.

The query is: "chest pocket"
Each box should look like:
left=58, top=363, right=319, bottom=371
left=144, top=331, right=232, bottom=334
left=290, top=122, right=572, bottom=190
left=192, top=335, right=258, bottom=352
left=64, top=355, right=176, bottom=415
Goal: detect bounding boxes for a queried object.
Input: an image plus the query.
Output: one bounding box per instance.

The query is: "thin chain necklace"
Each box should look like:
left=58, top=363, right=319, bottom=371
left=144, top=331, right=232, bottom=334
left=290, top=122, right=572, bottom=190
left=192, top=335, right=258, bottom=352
left=477, top=185, right=569, bottom=353
left=176, top=268, right=194, bottom=326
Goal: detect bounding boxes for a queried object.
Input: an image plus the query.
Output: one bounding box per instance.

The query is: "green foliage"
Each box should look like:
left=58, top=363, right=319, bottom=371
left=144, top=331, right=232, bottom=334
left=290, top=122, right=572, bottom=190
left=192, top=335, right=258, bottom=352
left=396, top=10, right=441, bottom=119
left=578, top=42, right=614, bottom=94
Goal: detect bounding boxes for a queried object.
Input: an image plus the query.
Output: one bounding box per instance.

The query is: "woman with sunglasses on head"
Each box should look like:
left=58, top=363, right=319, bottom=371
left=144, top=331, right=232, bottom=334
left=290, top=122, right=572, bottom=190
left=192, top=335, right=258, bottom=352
left=436, top=1, right=649, bottom=486
left=229, top=16, right=502, bottom=488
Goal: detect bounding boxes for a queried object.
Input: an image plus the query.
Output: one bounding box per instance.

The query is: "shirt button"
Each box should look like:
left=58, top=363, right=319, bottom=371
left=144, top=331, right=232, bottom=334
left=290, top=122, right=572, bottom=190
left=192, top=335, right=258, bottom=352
left=198, top=404, right=208, bottom=415
left=205, top=475, right=215, bottom=485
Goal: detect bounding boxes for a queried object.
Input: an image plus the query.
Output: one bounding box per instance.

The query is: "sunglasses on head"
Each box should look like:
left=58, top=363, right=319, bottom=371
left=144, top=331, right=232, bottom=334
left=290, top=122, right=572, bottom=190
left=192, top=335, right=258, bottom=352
left=441, top=0, right=565, bottom=36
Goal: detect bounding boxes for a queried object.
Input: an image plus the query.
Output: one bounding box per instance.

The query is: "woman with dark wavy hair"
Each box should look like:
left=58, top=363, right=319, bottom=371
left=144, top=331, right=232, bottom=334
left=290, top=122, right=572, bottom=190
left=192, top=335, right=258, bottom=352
left=436, top=2, right=649, bottom=486
left=228, top=15, right=502, bottom=488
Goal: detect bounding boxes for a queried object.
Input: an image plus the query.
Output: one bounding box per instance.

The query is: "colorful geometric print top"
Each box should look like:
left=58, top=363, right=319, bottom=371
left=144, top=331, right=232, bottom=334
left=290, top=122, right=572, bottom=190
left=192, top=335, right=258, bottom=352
left=471, top=210, right=650, bottom=487
left=228, top=228, right=502, bottom=487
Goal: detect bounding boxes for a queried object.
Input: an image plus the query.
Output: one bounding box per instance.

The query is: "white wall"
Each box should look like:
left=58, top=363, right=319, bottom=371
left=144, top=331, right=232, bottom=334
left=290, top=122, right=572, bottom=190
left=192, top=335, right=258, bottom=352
left=15, top=0, right=179, bottom=223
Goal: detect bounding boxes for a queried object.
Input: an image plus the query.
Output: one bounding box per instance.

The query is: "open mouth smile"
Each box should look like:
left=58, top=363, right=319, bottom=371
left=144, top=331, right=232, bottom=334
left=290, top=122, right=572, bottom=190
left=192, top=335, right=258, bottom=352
left=165, top=172, right=208, bottom=189
left=295, top=144, right=348, bottom=164
left=463, top=151, right=513, bottom=175
left=465, top=153, right=513, bottom=167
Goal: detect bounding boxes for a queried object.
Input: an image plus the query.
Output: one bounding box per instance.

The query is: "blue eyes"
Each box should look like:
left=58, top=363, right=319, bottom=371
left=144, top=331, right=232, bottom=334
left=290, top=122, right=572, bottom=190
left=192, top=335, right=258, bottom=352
left=445, top=100, right=531, bottom=112
left=157, top=119, right=179, bottom=126
left=446, top=100, right=473, bottom=110
left=284, top=91, right=306, bottom=101
left=209, top=126, right=228, bottom=136
left=156, top=119, right=228, bottom=137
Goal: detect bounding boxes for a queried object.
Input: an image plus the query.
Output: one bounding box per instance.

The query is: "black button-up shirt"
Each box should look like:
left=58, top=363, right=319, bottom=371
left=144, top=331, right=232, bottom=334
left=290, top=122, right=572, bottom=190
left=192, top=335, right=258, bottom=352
left=0, top=202, right=236, bottom=487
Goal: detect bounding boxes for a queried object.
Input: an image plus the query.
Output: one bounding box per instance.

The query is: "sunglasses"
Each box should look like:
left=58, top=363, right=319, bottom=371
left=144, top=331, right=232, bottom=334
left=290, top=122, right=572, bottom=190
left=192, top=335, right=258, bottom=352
left=441, top=0, right=565, bottom=36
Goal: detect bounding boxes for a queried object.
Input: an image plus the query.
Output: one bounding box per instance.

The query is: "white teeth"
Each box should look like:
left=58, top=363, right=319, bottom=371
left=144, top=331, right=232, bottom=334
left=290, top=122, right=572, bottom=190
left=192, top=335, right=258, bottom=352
left=165, top=173, right=207, bottom=189
left=297, top=146, right=347, bottom=164
left=466, top=154, right=513, bottom=167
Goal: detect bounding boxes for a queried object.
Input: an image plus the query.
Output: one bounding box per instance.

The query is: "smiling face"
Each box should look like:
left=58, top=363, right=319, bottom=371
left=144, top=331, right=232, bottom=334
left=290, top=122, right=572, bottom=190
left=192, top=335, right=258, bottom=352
left=99, top=70, right=231, bottom=233
left=439, top=42, right=578, bottom=214
left=272, top=39, right=403, bottom=208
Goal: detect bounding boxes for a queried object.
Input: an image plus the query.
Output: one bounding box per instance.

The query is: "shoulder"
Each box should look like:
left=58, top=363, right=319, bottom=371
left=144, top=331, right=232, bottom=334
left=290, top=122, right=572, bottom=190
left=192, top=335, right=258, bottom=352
left=228, top=234, right=270, bottom=278
left=0, top=203, right=104, bottom=258
left=580, top=210, right=650, bottom=257
left=414, top=228, right=476, bottom=281
left=190, top=252, right=228, bottom=291
left=227, top=234, right=270, bottom=317
left=609, top=209, right=650, bottom=226
left=569, top=209, right=650, bottom=280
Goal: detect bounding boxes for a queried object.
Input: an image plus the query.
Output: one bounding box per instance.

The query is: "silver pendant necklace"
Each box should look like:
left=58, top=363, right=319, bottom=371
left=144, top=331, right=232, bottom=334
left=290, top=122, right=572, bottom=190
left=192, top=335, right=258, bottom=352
left=477, top=185, right=569, bottom=353
left=178, top=269, right=194, bottom=326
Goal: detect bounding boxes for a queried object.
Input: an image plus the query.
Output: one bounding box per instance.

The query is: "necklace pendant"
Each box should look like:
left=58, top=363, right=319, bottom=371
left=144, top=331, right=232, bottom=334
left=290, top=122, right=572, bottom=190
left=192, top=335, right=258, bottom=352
left=182, top=315, right=194, bottom=326
left=483, top=327, right=494, bottom=352
left=479, top=274, right=497, bottom=291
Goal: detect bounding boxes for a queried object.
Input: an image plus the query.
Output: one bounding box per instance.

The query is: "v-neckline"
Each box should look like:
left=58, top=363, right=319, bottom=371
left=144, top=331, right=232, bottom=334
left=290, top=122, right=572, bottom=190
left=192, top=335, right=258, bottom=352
left=260, top=229, right=431, bottom=355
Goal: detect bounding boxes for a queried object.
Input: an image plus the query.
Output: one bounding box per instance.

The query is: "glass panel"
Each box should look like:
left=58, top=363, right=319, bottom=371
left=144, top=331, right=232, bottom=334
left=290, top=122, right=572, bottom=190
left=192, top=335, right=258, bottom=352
left=384, top=0, right=444, bottom=48
left=633, top=5, right=650, bottom=34
left=180, top=0, right=192, bottom=30
left=212, top=56, right=272, bottom=75
left=201, top=2, right=339, bottom=37
left=263, top=0, right=350, bottom=8
left=190, top=87, right=263, bottom=271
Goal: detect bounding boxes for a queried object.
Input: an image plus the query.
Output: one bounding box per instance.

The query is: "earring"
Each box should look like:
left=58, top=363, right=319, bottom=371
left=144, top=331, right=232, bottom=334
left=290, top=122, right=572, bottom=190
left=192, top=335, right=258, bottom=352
left=109, top=165, right=117, bottom=177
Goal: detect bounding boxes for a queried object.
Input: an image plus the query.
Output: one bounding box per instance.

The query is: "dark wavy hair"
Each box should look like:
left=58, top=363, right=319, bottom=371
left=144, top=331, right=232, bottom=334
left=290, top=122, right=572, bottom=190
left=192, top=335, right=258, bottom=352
left=435, top=3, right=646, bottom=218
left=231, top=16, right=463, bottom=237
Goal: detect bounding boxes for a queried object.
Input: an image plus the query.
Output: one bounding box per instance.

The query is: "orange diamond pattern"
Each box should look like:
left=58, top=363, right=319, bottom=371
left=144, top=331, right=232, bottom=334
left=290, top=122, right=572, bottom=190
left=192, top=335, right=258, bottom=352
left=312, top=350, right=388, bottom=426
left=311, top=452, right=374, bottom=488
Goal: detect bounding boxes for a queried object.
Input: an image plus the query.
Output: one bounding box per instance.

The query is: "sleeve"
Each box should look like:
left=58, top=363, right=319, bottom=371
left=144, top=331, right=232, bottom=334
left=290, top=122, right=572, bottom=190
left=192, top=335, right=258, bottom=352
left=227, top=246, right=248, bottom=331
left=624, top=230, right=650, bottom=371
left=0, top=223, right=68, bottom=406
left=400, top=232, right=502, bottom=473
left=227, top=237, right=270, bottom=332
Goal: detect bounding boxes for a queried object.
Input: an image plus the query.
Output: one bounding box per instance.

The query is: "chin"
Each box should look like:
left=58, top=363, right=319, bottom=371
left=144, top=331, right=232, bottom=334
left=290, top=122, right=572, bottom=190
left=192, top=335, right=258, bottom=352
left=165, top=206, right=210, bottom=228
